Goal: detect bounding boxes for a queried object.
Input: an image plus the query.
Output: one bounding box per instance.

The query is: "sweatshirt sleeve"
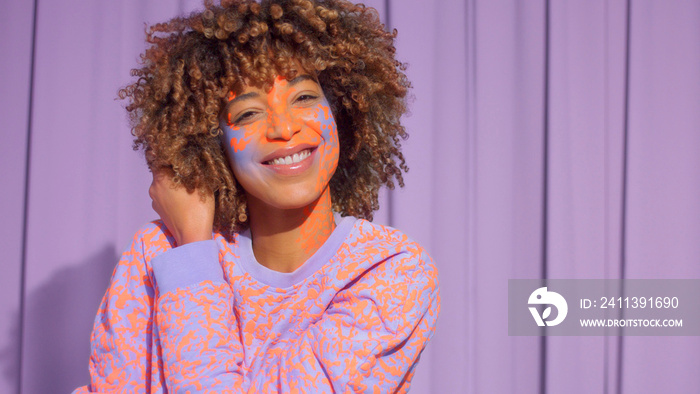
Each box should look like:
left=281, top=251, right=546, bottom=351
left=150, top=241, right=440, bottom=393
left=72, top=222, right=171, bottom=393
left=149, top=240, right=247, bottom=392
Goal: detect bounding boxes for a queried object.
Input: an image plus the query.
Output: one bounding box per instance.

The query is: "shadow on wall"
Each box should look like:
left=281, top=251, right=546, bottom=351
left=0, top=245, right=117, bottom=394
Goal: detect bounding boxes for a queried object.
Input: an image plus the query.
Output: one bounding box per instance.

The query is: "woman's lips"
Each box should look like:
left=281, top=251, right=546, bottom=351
left=262, top=147, right=317, bottom=175
left=260, top=143, right=316, bottom=164
left=264, top=148, right=312, bottom=166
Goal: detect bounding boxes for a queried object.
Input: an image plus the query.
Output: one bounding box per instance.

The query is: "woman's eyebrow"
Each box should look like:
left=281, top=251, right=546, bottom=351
left=227, top=91, right=259, bottom=106
left=288, top=74, right=317, bottom=87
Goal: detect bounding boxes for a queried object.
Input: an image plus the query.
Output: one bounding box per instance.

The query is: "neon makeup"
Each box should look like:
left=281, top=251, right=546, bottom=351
left=297, top=188, right=335, bottom=256
left=219, top=76, right=339, bottom=212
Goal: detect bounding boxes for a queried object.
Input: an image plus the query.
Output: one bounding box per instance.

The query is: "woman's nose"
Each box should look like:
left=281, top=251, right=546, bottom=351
left=266, top=111, right=301, bottom=140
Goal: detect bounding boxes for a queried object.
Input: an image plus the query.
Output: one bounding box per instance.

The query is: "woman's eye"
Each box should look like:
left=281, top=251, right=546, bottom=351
left=295, top=94, right=318, bottom=104
left=233, top=110, right=258, bottom=124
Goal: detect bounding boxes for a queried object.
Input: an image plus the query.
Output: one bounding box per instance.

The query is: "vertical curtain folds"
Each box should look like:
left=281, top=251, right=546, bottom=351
left=0, top=0, right=698, bottom=392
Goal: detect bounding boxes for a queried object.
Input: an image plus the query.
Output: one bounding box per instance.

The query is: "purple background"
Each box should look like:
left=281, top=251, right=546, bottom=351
left=1, top=0, right=699, bottom=393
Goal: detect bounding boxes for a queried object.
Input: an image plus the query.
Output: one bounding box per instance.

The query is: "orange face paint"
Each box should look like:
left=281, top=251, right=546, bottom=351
left=220, top=76, right=340, bottom=214
left=297, top=188, right=335, bottom=255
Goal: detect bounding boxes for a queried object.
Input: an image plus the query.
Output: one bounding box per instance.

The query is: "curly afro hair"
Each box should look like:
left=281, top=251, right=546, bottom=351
left=119, top=0, right=411, bottom=239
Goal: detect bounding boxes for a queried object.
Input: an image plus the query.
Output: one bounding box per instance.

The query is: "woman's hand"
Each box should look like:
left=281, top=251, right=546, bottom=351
left=149, top=170, right=215, bottom=247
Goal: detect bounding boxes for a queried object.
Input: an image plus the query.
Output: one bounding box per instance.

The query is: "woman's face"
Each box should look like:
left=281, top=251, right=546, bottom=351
left=220, top=75, right=339, bottom=211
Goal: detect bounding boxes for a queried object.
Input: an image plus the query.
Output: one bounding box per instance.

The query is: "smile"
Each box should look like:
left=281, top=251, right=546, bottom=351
left=265, top=148, right=312, bottom=166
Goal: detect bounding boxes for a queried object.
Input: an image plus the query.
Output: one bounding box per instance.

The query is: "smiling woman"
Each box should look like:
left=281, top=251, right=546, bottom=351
left=73, top=0, right=439, bottom=392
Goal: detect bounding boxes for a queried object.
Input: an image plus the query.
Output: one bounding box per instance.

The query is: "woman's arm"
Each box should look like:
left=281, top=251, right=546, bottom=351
left=74, top=170, right=215, bottom=394
left=72, top=222, right=169, bottom=393
left=150, top=240, right=247, bottom=392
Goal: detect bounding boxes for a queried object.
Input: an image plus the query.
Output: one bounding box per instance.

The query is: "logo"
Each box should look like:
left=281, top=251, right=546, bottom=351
left=528, top=287, right=568, bottom=326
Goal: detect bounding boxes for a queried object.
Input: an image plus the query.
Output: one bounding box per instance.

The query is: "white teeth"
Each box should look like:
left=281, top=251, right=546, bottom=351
left=268, top=149, right=311, bottom=165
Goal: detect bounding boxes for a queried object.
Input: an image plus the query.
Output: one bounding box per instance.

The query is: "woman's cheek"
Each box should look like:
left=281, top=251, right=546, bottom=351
left=220, top=123, right=259, bottom=175
left=314, top=101, right=340, bottom=193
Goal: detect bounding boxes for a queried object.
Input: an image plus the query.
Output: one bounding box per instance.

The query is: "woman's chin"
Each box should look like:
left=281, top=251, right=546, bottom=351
left=250, top=188, right=326, bottom=213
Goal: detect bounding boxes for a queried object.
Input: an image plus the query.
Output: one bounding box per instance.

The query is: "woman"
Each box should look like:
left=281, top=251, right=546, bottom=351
left=74, top=0, right=439, bottom=392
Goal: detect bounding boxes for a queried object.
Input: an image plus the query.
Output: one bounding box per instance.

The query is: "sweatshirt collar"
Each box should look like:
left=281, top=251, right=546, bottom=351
left=236, top=214, right=357, bottom=288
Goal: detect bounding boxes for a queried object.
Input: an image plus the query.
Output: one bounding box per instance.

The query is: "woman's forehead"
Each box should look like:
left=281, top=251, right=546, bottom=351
left=230, top=57, right=318, bottom=88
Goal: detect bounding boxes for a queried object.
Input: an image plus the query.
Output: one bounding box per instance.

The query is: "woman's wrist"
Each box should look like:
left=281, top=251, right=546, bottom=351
left=177, top=231, right=213, bottom=246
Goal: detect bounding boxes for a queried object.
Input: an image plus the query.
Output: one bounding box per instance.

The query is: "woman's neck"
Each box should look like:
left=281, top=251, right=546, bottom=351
left=247, top=188, right=336, bottom=273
